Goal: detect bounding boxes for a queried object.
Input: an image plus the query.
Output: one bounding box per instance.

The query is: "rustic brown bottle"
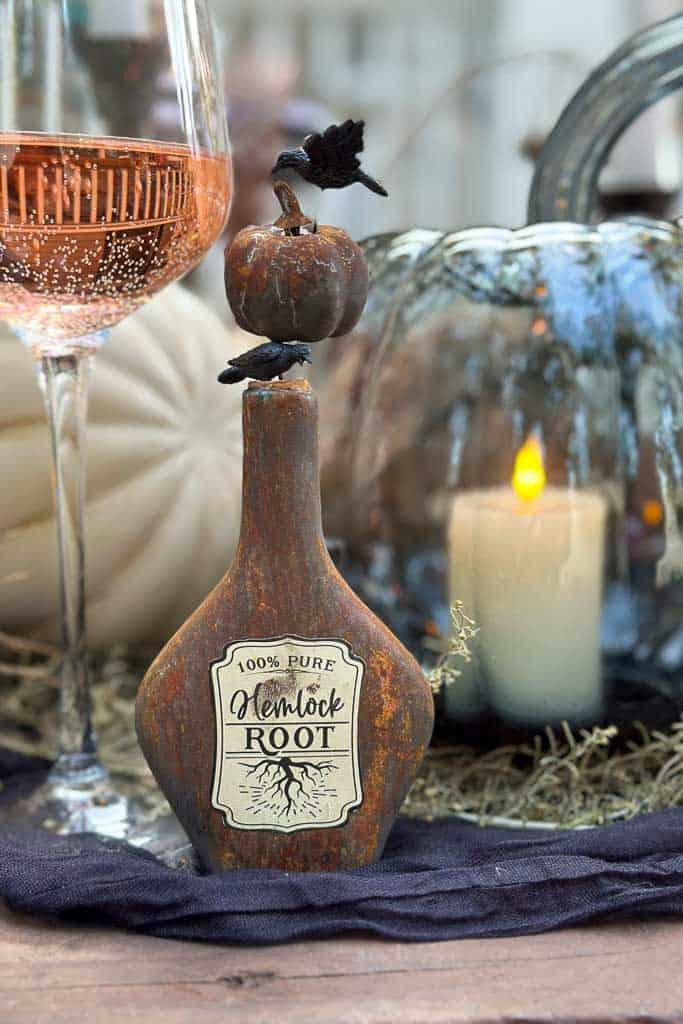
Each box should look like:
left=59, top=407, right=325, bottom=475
left=136, top=378, right=433, bottom=872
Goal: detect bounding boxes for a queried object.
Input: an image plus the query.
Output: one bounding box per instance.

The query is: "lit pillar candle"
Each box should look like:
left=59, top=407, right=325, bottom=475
left=447, top=436, right=607, bottom=727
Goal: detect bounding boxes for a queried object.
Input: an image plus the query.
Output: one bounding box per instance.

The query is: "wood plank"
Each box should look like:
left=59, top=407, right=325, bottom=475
left=1, top=901, right=682, bottom=1022
left=0, top=909, right=667, bottom=982
left=2, top=949, right=682, bottom=1024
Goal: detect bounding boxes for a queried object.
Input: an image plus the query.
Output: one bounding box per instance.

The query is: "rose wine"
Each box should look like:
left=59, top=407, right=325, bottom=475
left=0, top=134, right=232, bottom=346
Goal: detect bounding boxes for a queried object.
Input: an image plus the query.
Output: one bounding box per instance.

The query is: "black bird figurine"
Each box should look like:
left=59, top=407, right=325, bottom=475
left=272, top=119, right=388, bottom=197
left=218, top=341, right=311, bottom=385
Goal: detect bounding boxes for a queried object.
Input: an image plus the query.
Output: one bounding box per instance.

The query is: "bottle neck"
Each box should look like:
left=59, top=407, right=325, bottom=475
left=238, top=380, right=324, bottom=556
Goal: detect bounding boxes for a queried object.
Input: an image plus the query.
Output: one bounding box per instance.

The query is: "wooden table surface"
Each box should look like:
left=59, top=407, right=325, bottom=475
left=1, top=902, right=682, bottom=1023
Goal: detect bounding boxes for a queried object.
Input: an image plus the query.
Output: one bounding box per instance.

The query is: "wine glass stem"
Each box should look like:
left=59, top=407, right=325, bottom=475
left=36, top=351, right=103, bottom=783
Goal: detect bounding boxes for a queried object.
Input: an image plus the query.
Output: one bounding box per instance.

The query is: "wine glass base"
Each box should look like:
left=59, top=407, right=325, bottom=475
left=0, top=769, right=197, bottom=870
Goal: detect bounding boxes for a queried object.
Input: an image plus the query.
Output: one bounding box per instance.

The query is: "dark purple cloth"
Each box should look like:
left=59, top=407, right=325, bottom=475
left=2, top=753, right=683, bottom=944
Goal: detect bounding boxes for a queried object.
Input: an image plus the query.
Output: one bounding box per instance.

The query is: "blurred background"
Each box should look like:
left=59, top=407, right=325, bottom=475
left=219, top=0, right=683, bottom=230
left=181, top=0, right=683, bottom=309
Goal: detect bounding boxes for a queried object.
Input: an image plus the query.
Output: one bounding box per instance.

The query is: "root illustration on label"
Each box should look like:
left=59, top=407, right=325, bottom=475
left=239, top=756, right=338, bottom=819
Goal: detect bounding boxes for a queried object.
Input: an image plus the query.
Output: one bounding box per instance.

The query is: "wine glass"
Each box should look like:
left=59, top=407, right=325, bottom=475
left=0, top=0, right=231, bottom=844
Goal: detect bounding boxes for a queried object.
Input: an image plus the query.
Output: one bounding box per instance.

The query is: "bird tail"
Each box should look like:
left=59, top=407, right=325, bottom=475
left=357, top=170, right=388, bottom=197
left=217, top=366, right=246, bottom=384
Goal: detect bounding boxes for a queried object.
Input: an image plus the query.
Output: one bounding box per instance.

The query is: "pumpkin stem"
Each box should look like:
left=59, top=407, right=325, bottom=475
left=273, top=181, right=315, bottom=235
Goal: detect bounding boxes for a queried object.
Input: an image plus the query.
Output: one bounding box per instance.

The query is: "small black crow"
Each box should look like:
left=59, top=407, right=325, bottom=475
left=272, top=119, right=388, bottom=197
left=218, top=341, right=311, bottom=384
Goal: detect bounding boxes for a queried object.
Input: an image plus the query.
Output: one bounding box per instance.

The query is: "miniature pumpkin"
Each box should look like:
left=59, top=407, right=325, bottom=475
left=225, top=182, right=369, bottom=343
left=0, top=284, right=246, bottom=649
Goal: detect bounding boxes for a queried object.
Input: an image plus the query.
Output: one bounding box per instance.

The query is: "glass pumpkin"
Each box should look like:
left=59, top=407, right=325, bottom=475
left=344, top=224, right=625, bottom=734
left=325, top=14, right=683, bottom=741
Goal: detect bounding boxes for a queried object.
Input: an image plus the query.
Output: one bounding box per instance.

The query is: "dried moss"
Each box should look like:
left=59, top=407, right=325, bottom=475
left=403, top=720, right=683, bottom=827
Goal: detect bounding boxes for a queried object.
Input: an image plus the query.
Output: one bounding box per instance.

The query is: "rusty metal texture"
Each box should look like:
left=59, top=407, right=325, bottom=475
left=224, top=183, right=369, bottom=344
left=136, top=380, right=433, bottom=872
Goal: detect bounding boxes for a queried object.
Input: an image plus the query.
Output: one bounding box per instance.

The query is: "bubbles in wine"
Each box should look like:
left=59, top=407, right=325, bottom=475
left=0, top=135, right=232, bottom=343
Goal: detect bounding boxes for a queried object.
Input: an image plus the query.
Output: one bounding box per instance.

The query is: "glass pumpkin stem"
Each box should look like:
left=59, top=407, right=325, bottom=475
left=36, top=349, right=103, bottom=784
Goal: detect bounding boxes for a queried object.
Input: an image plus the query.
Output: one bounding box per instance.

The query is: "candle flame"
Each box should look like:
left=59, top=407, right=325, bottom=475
left=512, top=435, right=546, bottom=502
left=642, top=499, right=663, bottom=528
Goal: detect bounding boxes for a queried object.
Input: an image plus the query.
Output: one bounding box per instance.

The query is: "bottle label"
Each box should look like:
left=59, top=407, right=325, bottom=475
left=210, top=636, right=364, bottom=832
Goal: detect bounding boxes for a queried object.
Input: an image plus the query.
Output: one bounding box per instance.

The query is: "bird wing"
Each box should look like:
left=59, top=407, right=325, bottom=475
left=228, top=342, right=284, bottom=369
left=303, top=119, right=364, bottom=175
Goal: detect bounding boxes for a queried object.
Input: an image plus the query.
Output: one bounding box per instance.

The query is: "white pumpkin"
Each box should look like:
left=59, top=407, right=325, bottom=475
left=0, top=284, right=246, bottom=648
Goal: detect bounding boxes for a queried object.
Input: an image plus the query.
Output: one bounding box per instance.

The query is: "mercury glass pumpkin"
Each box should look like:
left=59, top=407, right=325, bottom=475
left=319, top=229, right=444, bottom=539
left=343, top=224, right=626, bottom=735
left=325, top=14, right=683, bottom=740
